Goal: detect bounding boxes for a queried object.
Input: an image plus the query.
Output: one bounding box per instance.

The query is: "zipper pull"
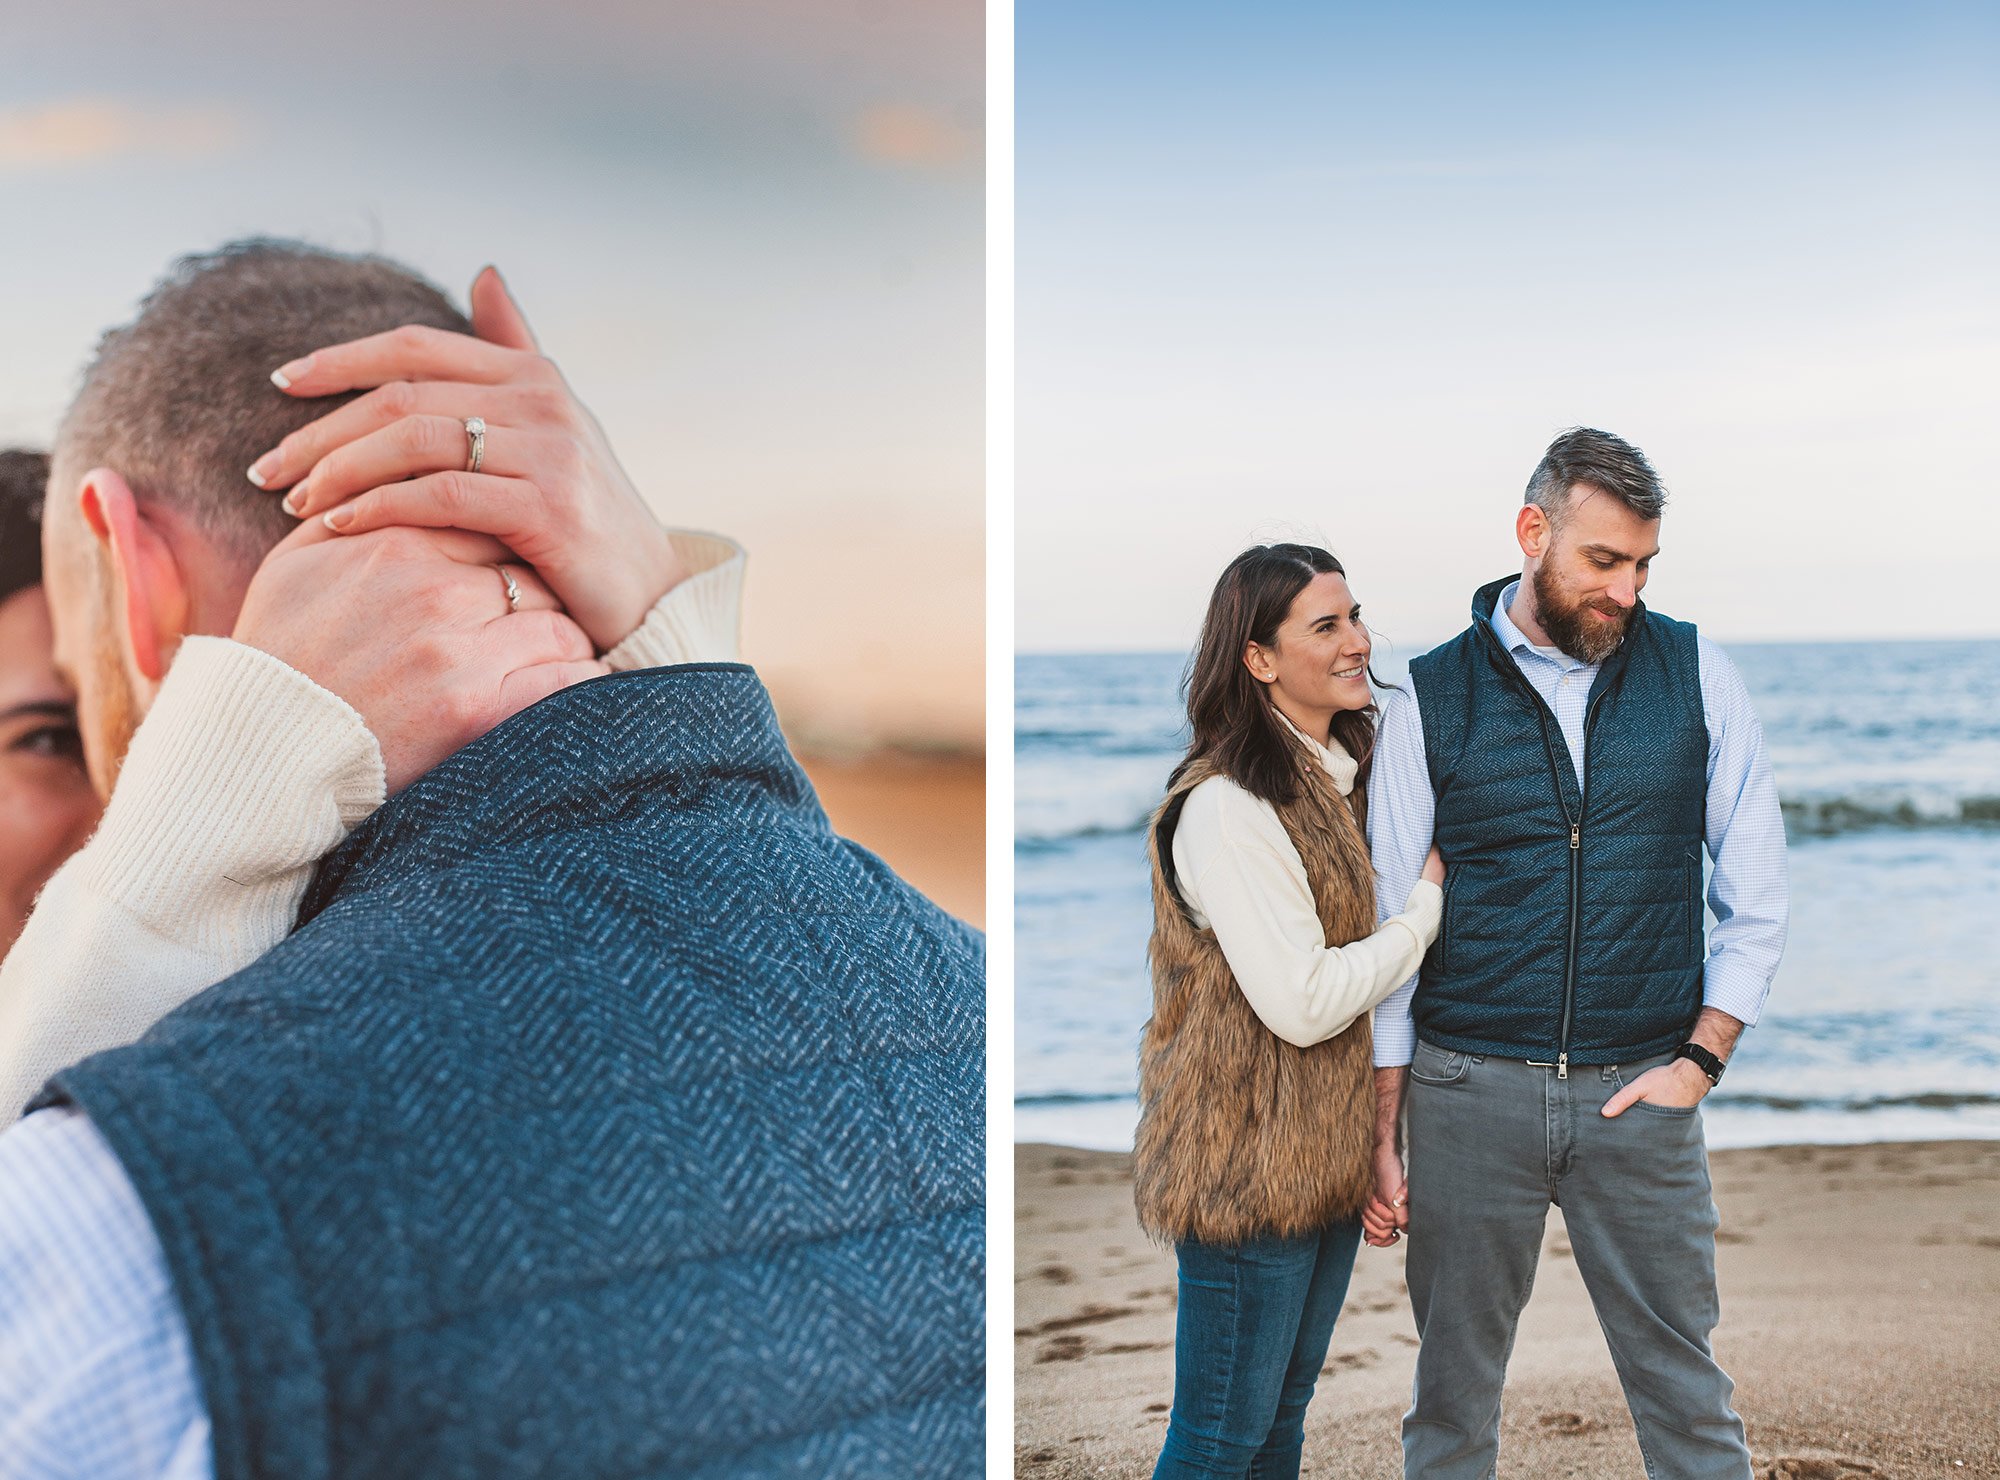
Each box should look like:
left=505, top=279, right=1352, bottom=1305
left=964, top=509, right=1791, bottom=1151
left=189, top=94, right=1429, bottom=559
left=1558, top=1052, right=1569, bottom=1080
left=1570, top=823, right=1580, bottom=850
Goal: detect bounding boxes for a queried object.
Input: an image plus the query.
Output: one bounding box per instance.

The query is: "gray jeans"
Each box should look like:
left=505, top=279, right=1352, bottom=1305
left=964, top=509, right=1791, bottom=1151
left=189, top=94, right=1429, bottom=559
left=1401, top=1041, right=1750, bottom=1480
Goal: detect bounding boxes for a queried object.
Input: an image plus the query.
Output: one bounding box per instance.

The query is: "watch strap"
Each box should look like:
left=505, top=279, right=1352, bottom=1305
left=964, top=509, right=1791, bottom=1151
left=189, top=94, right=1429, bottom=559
left=1674, top=1041, right=1725, bottom=1085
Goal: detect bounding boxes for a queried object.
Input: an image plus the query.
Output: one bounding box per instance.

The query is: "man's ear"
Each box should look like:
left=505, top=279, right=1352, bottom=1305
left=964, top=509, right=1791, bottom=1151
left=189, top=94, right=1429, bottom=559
left=75, top=468, right=187, bottom=684
left=1515, top=503, right=1550, bottom=562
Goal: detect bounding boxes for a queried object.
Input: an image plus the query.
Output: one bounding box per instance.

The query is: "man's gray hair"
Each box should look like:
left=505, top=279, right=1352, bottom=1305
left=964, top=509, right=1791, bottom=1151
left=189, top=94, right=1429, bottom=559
left=1523, top=427, right=1667, bottom=531
left=51, top=239, right=470, bottom=565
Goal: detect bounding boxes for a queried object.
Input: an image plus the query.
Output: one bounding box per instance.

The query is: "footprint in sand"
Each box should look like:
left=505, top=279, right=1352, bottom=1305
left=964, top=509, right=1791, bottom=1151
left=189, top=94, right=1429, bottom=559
left=1037, top=1334, right=1092, bottom=1363
left=1143, top=1403, right=1170, bottom=1414
left=1032, top=1263, right=1079, bottom=1285
left=1754, top=1457, right=1882, bottom=1479
left=1321, top=1349, right=1380, bottom=1373
left=1018, top=1302, right=1140, bottom=1338
left=1716, top=1228, right=1754, bottom=1245
left=1536, top=1411, right=1602, bottom=1435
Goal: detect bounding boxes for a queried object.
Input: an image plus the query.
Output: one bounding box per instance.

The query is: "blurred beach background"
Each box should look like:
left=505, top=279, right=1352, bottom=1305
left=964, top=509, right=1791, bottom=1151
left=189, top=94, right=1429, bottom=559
left=0, top=0, right=983, bottom=922
left=1016, top=0, right=1997, bottom=1471
left=1018, top=640, right=2000, bottom=1151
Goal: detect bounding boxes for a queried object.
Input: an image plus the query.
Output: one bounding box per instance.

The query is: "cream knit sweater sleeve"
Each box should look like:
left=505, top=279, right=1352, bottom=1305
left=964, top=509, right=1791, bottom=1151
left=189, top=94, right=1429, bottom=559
left=0, top=531, right=745, bottom=1123
left=1171, top=773, right=1443, bottom=1051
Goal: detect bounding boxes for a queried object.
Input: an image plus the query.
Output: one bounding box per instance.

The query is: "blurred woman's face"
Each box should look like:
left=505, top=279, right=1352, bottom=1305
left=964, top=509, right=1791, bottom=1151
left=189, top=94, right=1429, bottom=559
left=0, top=584, right=100, bottom=954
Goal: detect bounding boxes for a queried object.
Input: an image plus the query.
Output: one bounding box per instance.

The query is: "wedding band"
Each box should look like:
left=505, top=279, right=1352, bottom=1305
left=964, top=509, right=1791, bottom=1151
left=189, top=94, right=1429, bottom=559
left=463, top=416, right=486, bottom=474
left=498, top=564, right=520, bottom=613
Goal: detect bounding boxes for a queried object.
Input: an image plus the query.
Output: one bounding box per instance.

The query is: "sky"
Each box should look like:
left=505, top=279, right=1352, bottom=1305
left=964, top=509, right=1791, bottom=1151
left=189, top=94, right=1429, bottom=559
left=0, top=0, right=982, bottom=752
left=1017, top=1, right=2000, bottom=655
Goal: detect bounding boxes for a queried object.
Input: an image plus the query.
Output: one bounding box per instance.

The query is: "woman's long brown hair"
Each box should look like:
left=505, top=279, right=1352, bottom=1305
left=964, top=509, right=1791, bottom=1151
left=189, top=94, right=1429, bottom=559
left=1167, top=543, right=1384, bottom=816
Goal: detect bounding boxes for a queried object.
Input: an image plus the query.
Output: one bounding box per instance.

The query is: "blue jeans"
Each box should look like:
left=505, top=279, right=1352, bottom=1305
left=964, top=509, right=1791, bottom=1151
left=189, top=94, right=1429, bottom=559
left=1152, top=1221, right=1364, bottom=1479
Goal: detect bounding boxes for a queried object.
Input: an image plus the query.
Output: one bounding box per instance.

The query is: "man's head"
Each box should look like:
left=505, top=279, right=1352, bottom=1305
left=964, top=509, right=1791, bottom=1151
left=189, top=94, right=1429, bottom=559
left=1514, top=427, right=1665, bottom=664
left=43, top=239, right=471, bottom=795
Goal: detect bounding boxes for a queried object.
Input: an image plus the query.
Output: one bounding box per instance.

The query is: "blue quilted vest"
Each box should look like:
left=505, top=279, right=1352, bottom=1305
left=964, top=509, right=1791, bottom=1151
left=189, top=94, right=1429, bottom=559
left=1407, top=577, right=1708, bottom=1067
left=42, top=664, right=985, bottom=1480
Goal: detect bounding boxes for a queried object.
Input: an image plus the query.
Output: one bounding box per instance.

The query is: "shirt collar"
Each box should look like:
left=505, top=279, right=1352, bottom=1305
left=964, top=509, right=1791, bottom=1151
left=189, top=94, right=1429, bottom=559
left=1490, top=578, right=1592, bottom=672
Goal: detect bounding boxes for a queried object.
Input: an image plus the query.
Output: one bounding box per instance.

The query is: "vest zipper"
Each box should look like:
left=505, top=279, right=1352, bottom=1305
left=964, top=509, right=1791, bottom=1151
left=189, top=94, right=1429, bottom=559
left=1524, top=698, right=1581, bottom=1078
left=1559, top=817, right=1580, bottom=1080
left=1557, top=689, right=1612, bottom=1080
left=1475, top=603, right=1626, bottom=1080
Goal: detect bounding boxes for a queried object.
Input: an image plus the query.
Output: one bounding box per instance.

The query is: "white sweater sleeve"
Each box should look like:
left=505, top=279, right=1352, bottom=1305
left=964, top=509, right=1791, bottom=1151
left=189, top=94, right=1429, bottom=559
left=602, top=532, right=745, bottom=670
left=0, top=637, right=385, bottom=1123
left=1172, top=776, right=1442, bottom=1050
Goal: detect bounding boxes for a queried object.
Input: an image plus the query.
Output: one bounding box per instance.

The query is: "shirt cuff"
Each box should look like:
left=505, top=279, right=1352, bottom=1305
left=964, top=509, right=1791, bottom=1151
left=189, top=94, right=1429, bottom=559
left=1371, top=982, right=1418, bottom=1068
left=1700, top=958, right=1768, bottom=1030
left=602, top=531, right=745, bottom=671
left=72, top=635, right=386, bottom=956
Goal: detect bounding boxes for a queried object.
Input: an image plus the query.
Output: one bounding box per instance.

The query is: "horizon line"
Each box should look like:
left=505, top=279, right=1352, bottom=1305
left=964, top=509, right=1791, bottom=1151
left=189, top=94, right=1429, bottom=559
left=1017, top=630, right=2000, bottom=660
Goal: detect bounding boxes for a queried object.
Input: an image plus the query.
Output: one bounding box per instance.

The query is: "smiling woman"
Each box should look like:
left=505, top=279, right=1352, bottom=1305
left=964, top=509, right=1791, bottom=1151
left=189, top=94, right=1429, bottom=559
left=0, top=449, right=99, bottom=955
left=1132, top=542, right=1445, bottom=1476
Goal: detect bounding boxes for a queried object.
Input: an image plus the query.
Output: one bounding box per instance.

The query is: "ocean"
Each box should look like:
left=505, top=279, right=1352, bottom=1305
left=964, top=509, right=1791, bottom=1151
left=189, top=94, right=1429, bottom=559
left=1015, top=639, right=2000, bottom=1151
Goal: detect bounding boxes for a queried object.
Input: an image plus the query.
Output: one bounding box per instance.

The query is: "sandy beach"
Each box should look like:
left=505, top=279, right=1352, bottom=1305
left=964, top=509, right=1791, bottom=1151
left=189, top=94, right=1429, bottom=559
left=799, top=751, right=984, bottom=927
left=1016, top=1141, right=2000, bottom=1478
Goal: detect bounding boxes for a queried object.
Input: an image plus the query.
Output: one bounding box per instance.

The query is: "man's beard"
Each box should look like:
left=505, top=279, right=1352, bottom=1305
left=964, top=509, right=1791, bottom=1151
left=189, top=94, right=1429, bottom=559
left=86, top=599, right=141, bottom=801
left=1531, top=561, right=1632, bottom=665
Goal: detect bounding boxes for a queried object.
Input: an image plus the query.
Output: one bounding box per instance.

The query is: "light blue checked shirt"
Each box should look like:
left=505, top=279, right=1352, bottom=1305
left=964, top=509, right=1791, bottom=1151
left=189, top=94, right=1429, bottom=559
left=1367, top=580, right=1789, bottom=1067
left=0, top=1107, right=211, bottom=1480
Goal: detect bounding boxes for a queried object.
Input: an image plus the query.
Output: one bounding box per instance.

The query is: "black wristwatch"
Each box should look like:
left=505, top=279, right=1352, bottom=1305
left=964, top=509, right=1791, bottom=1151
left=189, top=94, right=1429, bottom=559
left=1674, top=1041, right=1726, bottom=1086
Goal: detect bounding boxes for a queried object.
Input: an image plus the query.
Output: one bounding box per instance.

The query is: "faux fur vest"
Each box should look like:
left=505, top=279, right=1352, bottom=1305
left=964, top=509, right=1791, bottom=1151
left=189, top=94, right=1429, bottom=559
left=1133, top=738, right=1377, bottom=1245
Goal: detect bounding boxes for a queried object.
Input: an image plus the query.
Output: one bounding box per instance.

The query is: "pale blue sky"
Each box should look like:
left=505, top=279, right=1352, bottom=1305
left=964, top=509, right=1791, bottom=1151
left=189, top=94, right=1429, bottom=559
left=1018, top=1, right=1999, bottom=652
left=0, top=0, right=982, bottom=748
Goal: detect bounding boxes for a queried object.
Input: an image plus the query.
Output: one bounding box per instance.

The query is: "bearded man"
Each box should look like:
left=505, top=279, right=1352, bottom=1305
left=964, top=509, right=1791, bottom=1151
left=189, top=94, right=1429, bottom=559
left=0, top=240, right=983, bottom=1478
left=1363, top=427, right=1788, bottom=1479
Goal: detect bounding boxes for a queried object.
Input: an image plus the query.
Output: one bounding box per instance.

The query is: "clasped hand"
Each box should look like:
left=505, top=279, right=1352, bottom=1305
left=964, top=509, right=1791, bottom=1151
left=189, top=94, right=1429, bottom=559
left=233, top=267, right=684, bottom=792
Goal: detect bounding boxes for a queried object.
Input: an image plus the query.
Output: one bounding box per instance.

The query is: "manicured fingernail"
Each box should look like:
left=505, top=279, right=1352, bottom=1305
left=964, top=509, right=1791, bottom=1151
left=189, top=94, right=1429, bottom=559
left=323, top=506, right=354, bottom=531
left=283, top=482, right=308, bottom=516
left=246, top=454, right=277, bottom=487
left=271, top=355, right=313, bottom=389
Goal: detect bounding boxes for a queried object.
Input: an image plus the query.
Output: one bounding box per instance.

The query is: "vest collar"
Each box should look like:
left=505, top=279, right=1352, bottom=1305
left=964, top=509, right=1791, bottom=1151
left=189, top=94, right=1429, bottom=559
left=298, top=663, right=817, bottom=922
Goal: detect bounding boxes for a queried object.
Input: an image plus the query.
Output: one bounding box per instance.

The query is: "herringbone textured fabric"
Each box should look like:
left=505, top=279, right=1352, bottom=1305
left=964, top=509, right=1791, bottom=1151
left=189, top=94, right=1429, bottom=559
left=46, top=663, right=986, bottom=1480
left=1408, top=578, right=1709, bottom=1062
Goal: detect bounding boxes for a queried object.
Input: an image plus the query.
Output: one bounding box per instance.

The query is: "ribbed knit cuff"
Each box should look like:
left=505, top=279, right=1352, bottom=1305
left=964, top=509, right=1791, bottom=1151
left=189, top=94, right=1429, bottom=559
left=602, top=531, right=745, bottom=671
left=73, top=636, right=386, bottom=958
left=1396, top=879, right=1443, bottom=948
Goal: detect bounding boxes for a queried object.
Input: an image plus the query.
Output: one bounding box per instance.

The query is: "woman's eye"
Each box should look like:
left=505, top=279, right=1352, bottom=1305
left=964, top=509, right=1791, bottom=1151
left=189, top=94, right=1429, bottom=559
left=15, top=724, right=85, bottom=763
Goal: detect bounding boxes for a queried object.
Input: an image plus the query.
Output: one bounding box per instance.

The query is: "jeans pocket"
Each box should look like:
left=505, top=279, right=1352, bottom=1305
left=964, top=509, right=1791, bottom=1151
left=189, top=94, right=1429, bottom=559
left=1408, top=1043, right=1468, bottom=1087
left=1611, top=1062, right=1701, bottom=1117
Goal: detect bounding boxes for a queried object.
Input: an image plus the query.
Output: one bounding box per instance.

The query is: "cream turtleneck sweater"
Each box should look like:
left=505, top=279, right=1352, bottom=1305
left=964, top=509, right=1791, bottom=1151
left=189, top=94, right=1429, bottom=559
left=1170, top=712, right=1442, bottom=1050
left=0, top=531, right=744, bottom=1123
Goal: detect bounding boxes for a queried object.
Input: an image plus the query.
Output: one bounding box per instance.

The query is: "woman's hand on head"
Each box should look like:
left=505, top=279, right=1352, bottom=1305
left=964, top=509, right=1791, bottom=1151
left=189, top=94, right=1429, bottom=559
left=1421, top=844, right=1445, bottom=888
left=246, top=266, right=686, bottom=654
left=234, top=517, right=606, bottom=793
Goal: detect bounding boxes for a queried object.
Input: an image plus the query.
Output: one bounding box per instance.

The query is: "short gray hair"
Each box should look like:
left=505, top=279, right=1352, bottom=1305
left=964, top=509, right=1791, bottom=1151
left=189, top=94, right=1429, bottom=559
left=51, top=239, right=470, bottom=565
left=1524, top=427, right=1667, bottom=531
